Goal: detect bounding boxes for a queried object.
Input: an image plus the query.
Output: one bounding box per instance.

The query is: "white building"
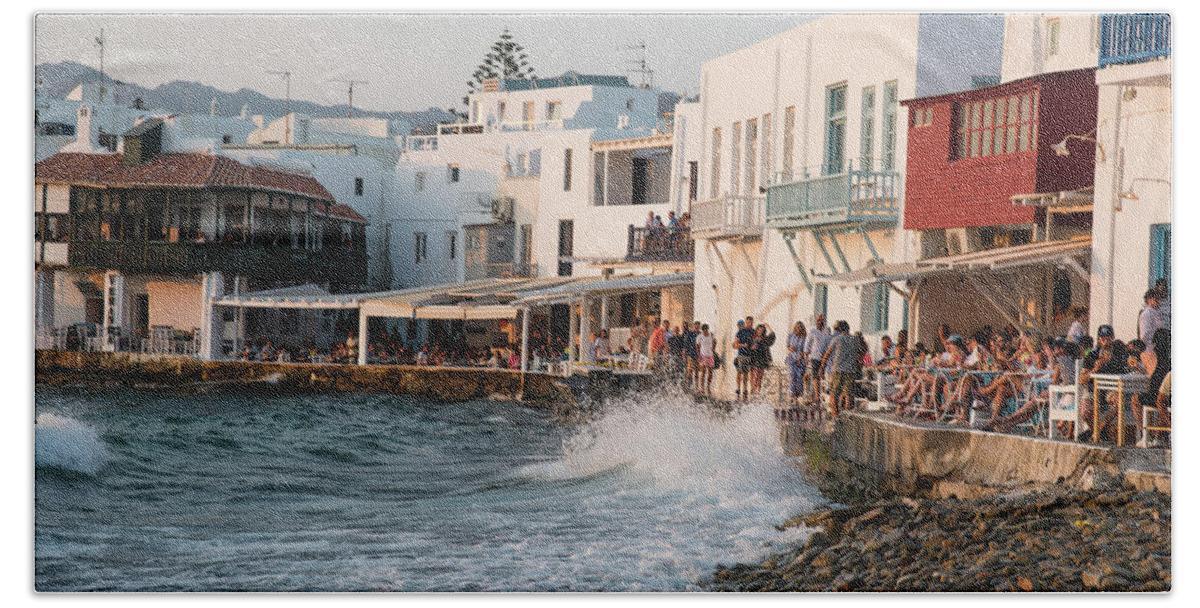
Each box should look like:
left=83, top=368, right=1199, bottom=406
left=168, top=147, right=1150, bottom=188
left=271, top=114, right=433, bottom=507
left=1001, top=14, right=1101, bottom=82
left=1087, top=14, right=1171, bottom=340
left=679, top=14, right=1005, bottom=398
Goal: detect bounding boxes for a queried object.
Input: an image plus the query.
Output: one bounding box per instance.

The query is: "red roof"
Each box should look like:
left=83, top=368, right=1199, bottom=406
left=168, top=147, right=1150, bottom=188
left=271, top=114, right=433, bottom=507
left=36, top=151, right=336, bottom=203
left=33, top=153, right=123, bottom=185
left=328, top=204, right=367, bottom=223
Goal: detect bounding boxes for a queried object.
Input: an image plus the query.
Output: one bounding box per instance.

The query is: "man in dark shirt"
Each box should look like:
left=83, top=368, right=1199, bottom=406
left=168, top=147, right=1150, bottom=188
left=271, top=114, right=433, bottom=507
left=733, top=317, right=756, bottom=400
left=1080, top=324, right=1129, bottom=439
left=682, top=321, right=700, bottom=391
left=821, top=320, right=864, bottom=416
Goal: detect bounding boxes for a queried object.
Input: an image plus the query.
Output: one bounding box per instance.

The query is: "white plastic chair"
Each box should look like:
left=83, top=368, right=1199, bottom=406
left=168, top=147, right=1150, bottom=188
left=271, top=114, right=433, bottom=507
left=1048, top=360, right=1084, bottom=441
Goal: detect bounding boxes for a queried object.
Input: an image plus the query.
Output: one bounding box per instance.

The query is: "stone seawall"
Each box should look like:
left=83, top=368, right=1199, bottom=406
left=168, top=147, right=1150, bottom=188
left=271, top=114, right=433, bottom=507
left=783, top=412, right=1169, bottom=500
left=35, top=350, right=576, bottom=409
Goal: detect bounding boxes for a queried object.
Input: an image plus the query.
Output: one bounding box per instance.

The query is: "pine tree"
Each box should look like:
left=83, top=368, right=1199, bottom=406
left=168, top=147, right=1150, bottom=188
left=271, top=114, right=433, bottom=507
left=462, top=29, right=535, bottom=109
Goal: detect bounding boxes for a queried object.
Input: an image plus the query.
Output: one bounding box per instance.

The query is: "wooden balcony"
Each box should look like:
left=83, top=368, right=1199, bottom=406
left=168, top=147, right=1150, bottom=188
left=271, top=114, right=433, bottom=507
left=1099, top=14, right=1170, bottom=68
left=690, top=194, right=765, bottom=240
left=765, top=164, right=901, bottom=231
left=625, top=226, right=693, bottom=262
left=67, top=241, right=367, bottom=286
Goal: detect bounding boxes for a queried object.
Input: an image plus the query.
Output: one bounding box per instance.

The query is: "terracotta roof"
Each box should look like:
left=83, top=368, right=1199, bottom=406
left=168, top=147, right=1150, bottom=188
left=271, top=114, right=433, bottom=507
left=34, top=153, right=123, bottom=185
left=35, top=151, right=336, bottom=203
left=327, top=204, right=367, bottom=223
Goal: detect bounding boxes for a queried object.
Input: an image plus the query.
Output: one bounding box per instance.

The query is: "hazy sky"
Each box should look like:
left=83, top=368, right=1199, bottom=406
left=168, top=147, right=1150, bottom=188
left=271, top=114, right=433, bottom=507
left=35, top=13, right=818, bottom=113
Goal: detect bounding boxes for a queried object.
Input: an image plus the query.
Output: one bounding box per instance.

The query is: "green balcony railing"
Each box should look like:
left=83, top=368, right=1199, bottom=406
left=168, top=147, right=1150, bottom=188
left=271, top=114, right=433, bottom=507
left=765, top=162, right=902, bottom=229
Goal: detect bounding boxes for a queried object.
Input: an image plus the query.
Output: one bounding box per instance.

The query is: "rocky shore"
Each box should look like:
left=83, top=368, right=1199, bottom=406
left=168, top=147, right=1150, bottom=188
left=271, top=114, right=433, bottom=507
left=703, top=488, right=1170, bottom=592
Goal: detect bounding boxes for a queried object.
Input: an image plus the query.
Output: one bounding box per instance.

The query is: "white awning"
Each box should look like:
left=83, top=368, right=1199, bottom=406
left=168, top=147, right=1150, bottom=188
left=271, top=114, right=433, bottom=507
left=513, top=272, right=694, bottom=305
left=917, top=236, right=1092, bottom=271
left=814, top=262, right=944, bottom=286
left=1010, top=187, right=1094, bottom=209
left=360, top=277, right=578, bottom=320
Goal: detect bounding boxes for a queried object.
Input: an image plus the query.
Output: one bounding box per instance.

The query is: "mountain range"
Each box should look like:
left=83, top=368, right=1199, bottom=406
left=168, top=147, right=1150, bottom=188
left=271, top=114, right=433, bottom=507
left=35, top=61, right=457, bottom=135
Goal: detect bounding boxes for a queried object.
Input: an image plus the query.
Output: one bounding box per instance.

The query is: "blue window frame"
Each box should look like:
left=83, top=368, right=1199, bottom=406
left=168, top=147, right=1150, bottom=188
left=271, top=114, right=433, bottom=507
left=1149, top=223, right=1171, bottom=287
left=824, top=84, right=847, bottom=175
left=814, top=283, right=828, bottom=318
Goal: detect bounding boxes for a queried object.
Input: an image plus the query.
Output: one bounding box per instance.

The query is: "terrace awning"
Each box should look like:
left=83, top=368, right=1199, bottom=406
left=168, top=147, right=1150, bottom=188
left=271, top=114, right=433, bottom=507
left=917, top=236, right=1092, bottom=276
left=360, top=277, right=579, bottom=320
left=814, top=261, right=944, bottom=286
left=513, top=272, right=694, bottom=306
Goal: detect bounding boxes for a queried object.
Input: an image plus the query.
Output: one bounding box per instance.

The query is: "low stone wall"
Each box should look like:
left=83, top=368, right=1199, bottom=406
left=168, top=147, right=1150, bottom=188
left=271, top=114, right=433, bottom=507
left=35, top=350, right=575, bottom=408
left=785, top=412, right=1170, bottom=500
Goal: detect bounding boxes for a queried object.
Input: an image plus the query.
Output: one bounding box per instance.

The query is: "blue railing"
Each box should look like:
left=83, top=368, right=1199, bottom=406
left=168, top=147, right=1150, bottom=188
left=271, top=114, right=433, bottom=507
left=1099, top=14, right=1170, bottom=67
left=765, top=162, right=901, bottom=229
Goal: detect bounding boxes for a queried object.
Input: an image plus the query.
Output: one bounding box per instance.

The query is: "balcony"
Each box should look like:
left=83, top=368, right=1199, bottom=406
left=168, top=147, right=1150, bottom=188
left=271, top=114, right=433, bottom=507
left=1099, top=14, right=1170, bottom=68
left=765, top=165, right=901, bottom=230
left=465, top=261, right=537, bottom=281
left=625, top=226, right=693, bottom=263
left=436, top=123, right=484, bottom=136
left=403, top=135, right=439, bottom=152
left=68, top=241, right=367, bottom=286
left=690, top=194, right=765, bottom=240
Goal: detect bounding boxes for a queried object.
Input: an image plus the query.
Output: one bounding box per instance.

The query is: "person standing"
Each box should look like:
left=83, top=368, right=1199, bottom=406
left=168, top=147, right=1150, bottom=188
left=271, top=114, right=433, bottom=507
left=682, top=321, right=700, bottom=390
left=1138, top=290, right=1163, bottom=350
left=649, top=319, right=667, bottom=366
left=695, top=323, right=716, bottom=397
left=749, top=323, right=775, bottom=397
left=821, top=320, right=863, bottom=417
left=803, top=315, right=832, bottom=404
left=1154, top=278, right=1171, bottom=330
left=733, top=317, right=756, bottom=400
left=785, top=322, right=808, bottom=405
left=1067, top=307, right=1088, bottom=344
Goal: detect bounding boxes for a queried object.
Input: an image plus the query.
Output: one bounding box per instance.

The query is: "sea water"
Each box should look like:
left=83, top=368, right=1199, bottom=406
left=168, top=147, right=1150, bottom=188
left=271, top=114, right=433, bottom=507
left=34, top=386, right=822, bottom=591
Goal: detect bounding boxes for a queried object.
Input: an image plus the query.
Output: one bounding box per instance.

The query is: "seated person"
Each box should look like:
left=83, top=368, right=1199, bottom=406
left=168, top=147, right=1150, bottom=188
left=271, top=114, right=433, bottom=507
left=984, top=340, right=1077, bottom=433
left=1078, top=325, right=1130, bottom=439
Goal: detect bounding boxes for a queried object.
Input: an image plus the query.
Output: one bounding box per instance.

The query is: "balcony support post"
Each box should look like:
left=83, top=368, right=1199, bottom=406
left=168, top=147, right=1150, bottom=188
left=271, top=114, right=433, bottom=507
left=826, top=229, right=852, bottom=273
left=812, top=230, right=839, bottom=275
left=857, top=223, right=882, bottom=263
left=781, top=233, right=813, bottom=292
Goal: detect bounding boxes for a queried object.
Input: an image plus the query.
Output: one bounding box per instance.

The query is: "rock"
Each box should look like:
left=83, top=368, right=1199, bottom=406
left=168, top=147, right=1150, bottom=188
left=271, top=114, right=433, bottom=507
left=1017, top=577, right=1033, bottom=592
left=1081, top=572, right=1102, bottom=589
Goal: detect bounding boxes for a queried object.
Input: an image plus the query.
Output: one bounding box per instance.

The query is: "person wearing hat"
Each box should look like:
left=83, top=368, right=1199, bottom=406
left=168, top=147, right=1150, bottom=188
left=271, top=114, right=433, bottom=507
left=820, top=320, right=863, bottom=416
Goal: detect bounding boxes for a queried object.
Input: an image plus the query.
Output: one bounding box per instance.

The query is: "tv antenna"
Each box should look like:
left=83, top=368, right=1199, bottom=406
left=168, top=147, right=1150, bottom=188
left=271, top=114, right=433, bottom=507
left=625, top=41, right=654, bottom=89
left=94, top=28, right=106, bottom=102
left=266, top=70, right=293, bottom=142
left=332, top=79, right=369, bottom=117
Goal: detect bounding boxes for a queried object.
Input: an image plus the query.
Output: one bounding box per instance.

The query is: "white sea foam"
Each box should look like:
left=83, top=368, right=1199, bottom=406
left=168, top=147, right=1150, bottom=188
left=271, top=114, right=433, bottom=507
left=35, top=413, right=109, bottom=476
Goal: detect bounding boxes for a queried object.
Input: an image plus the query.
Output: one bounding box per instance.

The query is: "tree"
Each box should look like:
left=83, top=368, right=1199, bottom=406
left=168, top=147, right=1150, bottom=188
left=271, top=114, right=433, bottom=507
left=462, top=29, right=535, bottom=109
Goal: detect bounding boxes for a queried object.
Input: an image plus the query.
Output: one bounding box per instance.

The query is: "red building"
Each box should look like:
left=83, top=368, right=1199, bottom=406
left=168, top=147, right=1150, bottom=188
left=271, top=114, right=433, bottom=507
left=897, top=68, right=1098, bottom=343
left=902, top=68, right=1097, bottom=234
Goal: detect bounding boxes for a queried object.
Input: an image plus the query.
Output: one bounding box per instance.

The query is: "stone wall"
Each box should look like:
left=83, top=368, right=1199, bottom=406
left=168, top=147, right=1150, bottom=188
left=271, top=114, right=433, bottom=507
left=35, top=350, right=576, bottom=409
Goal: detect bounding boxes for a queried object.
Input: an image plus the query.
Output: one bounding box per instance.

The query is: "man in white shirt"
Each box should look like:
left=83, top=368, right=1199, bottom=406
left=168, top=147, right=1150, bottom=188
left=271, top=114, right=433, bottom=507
left=1139, top=290, right=1163, bottom=351
left=1067, top=307, right=1087, bottom=344
left=804, top=315, right=833, bottom=403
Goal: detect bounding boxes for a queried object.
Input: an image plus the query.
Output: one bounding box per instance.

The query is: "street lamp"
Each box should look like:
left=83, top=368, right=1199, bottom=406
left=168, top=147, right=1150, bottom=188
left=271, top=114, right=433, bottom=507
left=1052, top=129, right=1107, bottom=163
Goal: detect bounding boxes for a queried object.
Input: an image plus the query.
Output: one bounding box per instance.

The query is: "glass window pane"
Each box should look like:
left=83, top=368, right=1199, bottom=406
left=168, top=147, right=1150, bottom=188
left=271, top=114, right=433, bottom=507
left=993, top=127, right=1005, bottom=155
left=925, top=108, right=933, bottom=124
left=1021, top=94, right=1031, bottom=122
left=1009, top=96, right=1020, bottom=125
left=981, top=128, right=992, bottom=157
left=982, top=100, right=994, bottom=127
left=971, top=103, right=982, bottom=129
left=1019, top=123, right=1030, bottom=151
left=1006, top=124, right=1017, bottom=154
left=971, top=131, right=981, bottom=157
left=1031, top=122, right=1038, bottom=150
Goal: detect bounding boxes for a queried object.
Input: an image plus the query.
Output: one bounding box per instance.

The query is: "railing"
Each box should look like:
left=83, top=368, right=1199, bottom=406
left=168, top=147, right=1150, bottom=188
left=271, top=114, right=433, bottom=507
left=404, top=135, right=439, bottom=152
left=765, top=163, right=901, bottom=229
left=1099, top=13, right=1171, bottom=68
left=466, top=261, right=538, bottom=280
left=499, top=119, right=564, bottom=132
left=626, top=226, right=694, bottom=262
left=68, top=241, right=368, bottom=286
left=436, top=123, right=484, bottom=136
left=690, top=194, right=765, bottom=239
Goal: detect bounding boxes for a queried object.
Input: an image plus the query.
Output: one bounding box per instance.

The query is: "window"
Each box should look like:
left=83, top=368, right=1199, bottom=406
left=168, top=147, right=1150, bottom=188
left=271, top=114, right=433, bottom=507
left=814, top=284, right=828, bottom=318
left=882, top=81, right=899, bottom=170
left=954, top=91, right=1038, bottom=159
left=528, top=149, right=541, bottom=176
left=861, top=87, right=876, bottom=169
left=730, top=121, right=742, bottom=194
left=710, top=127, right=722, bottom=198
left=547, top=101, right=563, bottom=121
left=523, top=101, right=535, bottom=130
left=617, top=115, right=630, bottom=129
left=557, top=220, right=574, bottom=276
left=446, top=231, right=457, bottom=260
left=782, top=106, right=796, bottom=181
left=415, top=172, right=426, bottom=192
left=414, top=232, right=427, bottom=264
left=626, top=98, right=634, bottom=111
left=98, top=131, right=118, bottom=152
left=688, top=161, right=699, bottom=202
left=761, top=113, right=772, bottom=187
left=354, top=177, right=364, bottom=196
left=1150, top=224, right=1171, bottom=287
left=1047, top=18, right=1061, bottom=57
left=824, top=84, right=847, bottom=174
left=563, top=148, right=573, bottom=191
left=911, top=106, right=933, bottom=127
left=448, top=164, right=460, bottom=183
left=222, top=134, right=233, bottom=144
left=860, top=282, right=890, bottom=333
left=498, top=101, right=507, bottom=123
left=744, top=118, right=757, bottom=195
left=35, top=213, right=70, bottom=242
left=520, top=224, right=533, bottom=268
